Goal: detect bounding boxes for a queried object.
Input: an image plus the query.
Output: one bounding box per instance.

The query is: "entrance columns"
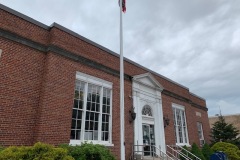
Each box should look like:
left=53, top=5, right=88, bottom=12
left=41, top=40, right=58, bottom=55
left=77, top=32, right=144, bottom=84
left=132, top=73, right=165, bottom=155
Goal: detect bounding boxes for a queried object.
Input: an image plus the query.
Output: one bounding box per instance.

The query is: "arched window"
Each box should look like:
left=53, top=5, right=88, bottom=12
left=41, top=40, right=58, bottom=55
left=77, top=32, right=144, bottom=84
left=142, top=105, right=153, bottom=117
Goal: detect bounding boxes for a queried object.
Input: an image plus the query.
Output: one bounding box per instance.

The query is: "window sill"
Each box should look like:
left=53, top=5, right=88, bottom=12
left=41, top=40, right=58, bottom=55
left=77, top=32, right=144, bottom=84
left=69, top=140, right=114, bottom=147
left=176, top=143, right=191, bottom=147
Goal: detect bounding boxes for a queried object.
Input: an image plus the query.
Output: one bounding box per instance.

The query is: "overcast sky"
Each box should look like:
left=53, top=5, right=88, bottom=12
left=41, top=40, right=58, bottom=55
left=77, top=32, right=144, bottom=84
left=1, top=0, right=240, bottom=116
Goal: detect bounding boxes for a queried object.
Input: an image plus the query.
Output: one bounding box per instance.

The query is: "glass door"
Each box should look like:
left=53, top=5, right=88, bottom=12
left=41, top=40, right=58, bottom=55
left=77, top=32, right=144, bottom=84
left=142, top=124, right=155, bottom=156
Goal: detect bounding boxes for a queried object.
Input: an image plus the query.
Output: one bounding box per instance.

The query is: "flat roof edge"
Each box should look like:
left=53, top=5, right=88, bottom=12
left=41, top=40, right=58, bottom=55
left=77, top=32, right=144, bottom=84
left=0, top=4, right=49, bottom=29
left=50, top=23, right=189, bottom=90
left=1, top=3, right=191, bottom=93
left=190, top=92, right=205, bottom=101
left=209, top=113, right=240, bottom=118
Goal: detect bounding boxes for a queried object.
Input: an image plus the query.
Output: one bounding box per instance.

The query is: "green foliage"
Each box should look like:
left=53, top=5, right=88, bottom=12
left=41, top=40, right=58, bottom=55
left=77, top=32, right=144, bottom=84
left=190, top=143, right=206, bottom=160
left=180, top=145, right=190, bottom=160
left=0, top=142, right=74, bottom=160
left=0, top=145, right=5, bottom=153
left=211, top=142, right=240, bottom=160
left=210, top=115, right=240, bottom=147
left=201, top=143, right=213, bottom=160
left=59, top=143, right=116, bottom=160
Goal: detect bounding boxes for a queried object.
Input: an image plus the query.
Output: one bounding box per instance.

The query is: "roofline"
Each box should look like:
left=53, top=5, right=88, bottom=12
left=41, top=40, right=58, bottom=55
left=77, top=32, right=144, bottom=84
left=0, top=4, right=50, bottom=29
left=209, top=113, right=240, bottom=118
left=52, top=23, right=189, bottom=90
left=190, top=92, right=205, bottom=101
left=1, top=4, right=204, bottom=95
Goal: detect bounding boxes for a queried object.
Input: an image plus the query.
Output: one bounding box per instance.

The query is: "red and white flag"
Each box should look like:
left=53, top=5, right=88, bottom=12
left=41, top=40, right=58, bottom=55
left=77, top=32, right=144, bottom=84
left=119, top=0, right=126, bottom=12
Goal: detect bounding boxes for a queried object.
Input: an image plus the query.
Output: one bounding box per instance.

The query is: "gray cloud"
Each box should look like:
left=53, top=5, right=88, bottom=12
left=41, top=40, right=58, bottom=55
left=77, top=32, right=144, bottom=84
left=1, top=0, right=240, bottom=116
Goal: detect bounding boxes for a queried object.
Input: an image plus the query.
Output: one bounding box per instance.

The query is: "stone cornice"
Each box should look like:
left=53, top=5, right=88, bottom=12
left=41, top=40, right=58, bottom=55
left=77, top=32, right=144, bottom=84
left=0, top=28, right=207, bottom=112
left=162, top=90, right=208, bottom=111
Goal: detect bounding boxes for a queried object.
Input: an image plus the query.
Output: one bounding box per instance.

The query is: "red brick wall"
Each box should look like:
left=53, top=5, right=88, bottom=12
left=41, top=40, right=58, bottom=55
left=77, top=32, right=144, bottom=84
left=0, top=8, right=49, bottom=46
left=162, top=94, right=210, bottom=146
left=0, top=6, right=210, bottom=159
left=32, top=52, right=134, bottom=159
left=0, top=37, right=45, bottom=146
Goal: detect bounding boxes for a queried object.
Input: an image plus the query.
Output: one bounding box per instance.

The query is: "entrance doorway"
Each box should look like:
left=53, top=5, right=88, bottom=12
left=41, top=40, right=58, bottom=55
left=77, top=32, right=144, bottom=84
left=142, top=124, right=155, bottom=156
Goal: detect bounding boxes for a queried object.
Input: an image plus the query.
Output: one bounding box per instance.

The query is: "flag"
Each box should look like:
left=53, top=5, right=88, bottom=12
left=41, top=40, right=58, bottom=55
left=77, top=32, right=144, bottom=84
left=119, top=0, right=126, bottom=13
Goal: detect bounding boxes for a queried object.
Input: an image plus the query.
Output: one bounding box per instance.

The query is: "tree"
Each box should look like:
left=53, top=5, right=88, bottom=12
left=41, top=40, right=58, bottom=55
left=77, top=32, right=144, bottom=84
left=190, top=143, right=206, bottom=160
left=201, top=143, right=213, bottom=160
left=210, top=115, right=240, bottom=147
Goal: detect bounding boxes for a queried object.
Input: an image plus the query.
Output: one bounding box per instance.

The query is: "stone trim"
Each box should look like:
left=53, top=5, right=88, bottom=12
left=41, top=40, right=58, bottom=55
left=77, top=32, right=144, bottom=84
left=0, top=3, right=189, bottom=90
left=162, top=90, right=208, bottom=111
left=0, top=28, right=207, bottom=111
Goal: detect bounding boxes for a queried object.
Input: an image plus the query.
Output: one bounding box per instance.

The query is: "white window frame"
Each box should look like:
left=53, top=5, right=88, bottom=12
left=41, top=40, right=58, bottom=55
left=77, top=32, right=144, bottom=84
left=172, top=103, right=189, bottom=146
left=197, top=122, right=204, bottom=146
left=70, top=72, right=113, bottom=146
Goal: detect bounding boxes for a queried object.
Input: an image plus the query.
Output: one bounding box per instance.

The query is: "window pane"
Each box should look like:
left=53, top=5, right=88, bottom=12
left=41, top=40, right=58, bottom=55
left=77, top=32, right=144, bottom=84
left=76, top=130, right=81, bottom=140
left=95, top=113, right=99, bottom=121
left=96, top=103, right=100, bottom=112
left=92, top=94, right=96, bottom=102
left=93, top=131, right=98, bottom=140
left=71, top=81, right=85, bottom=140
left=71, top=119, right=76, bottom=129
left=85, top=120, right=90, bottom=130
left=106, top=115, right=109, bottom=123
left=75, top=90, right=80, bottom=99
left=72, top=109, right=77, bottom=119
left=102, top=123, right=106, bottom=131
left=106, top=123, right=109, bottom=131
left=87, top=102, right=91, bottom=110
left=103, top=97, right=106, bottom=105
left=107, top=98, right=110, bottom=105
left=103, top=105, right=106, bottom=113
left=79, top=100, right=83, bottom=109
left=173, top=106, right=188, bottom=144
left=77, top=120, right=81, bottom=129
left=77, top=110, right=82, bottom=119
left=74, top=100, right=78, bottom=108
left=90, top=112, right=94, bottom=121
left=107, top=106, right=110, bottom=114
left=91, top=102, right=96, bottom=111
left=102, top=114, right=106, bottom=122
left=71, top=130, right=75, bottom=139
left=94, top=123, right=98, bottom=130
left=105, top=132, right=109, bottom=141
left=73, top=82, right=112, bottom=142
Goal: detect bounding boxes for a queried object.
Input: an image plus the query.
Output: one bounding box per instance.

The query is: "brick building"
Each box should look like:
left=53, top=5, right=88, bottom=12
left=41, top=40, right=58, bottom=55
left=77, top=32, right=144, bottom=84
left=0, top=4, right=210, bottom=159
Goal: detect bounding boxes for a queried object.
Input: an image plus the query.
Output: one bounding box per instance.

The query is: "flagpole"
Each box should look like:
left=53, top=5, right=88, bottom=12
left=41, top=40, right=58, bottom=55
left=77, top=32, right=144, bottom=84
left=119, top=0, right=125, bottom=159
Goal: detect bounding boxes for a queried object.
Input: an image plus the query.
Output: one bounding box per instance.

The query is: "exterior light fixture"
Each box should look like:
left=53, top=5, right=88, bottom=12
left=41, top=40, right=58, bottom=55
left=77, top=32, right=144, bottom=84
left=163, top=115, right=170, bottom=128
left=129, top=106, right=136, bottom=123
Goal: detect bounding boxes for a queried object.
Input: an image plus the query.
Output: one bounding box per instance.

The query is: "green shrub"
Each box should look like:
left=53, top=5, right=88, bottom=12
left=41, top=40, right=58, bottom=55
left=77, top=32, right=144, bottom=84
left=59, top=143, right=116, bottom=160
left=211, top=142, right=240, bottom=160
left=0, top=142, right=74, bottom=160
left=190, top=143, right=206, bottom=160
left=180, top=146, right=191, bottom=160
left=0, top=145, right=5, bottom=153
left=201, top=143, right=213, bottom=160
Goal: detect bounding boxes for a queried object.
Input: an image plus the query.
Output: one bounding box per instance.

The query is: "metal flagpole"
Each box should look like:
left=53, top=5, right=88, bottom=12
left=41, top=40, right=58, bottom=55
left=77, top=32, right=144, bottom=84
left=119, top=0, right=125, bottom=159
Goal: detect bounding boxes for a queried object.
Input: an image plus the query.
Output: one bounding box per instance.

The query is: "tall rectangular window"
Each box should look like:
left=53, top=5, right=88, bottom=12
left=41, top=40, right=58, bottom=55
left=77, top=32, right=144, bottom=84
left=197, top=122, right=204, bottom=146
left=172, top=104, right=189, bottom=145
left=70, top=72, right=112, bottom=145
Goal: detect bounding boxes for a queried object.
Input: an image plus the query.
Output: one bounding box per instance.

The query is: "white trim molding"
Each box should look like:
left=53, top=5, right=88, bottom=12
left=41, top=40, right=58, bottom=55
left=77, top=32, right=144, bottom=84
left=172, top=103, right=189, bottom=146
left=70, top=72, right=113, bottom=146
left=132, top=73, right=166, bottom=154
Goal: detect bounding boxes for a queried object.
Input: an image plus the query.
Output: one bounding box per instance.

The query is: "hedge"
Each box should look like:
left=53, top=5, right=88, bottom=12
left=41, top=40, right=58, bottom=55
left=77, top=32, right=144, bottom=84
left=59, top=143, right=116, bottom=160
left=211, top=142, right=240, bottom=160
left=0, top=142, right=74, bottom=160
